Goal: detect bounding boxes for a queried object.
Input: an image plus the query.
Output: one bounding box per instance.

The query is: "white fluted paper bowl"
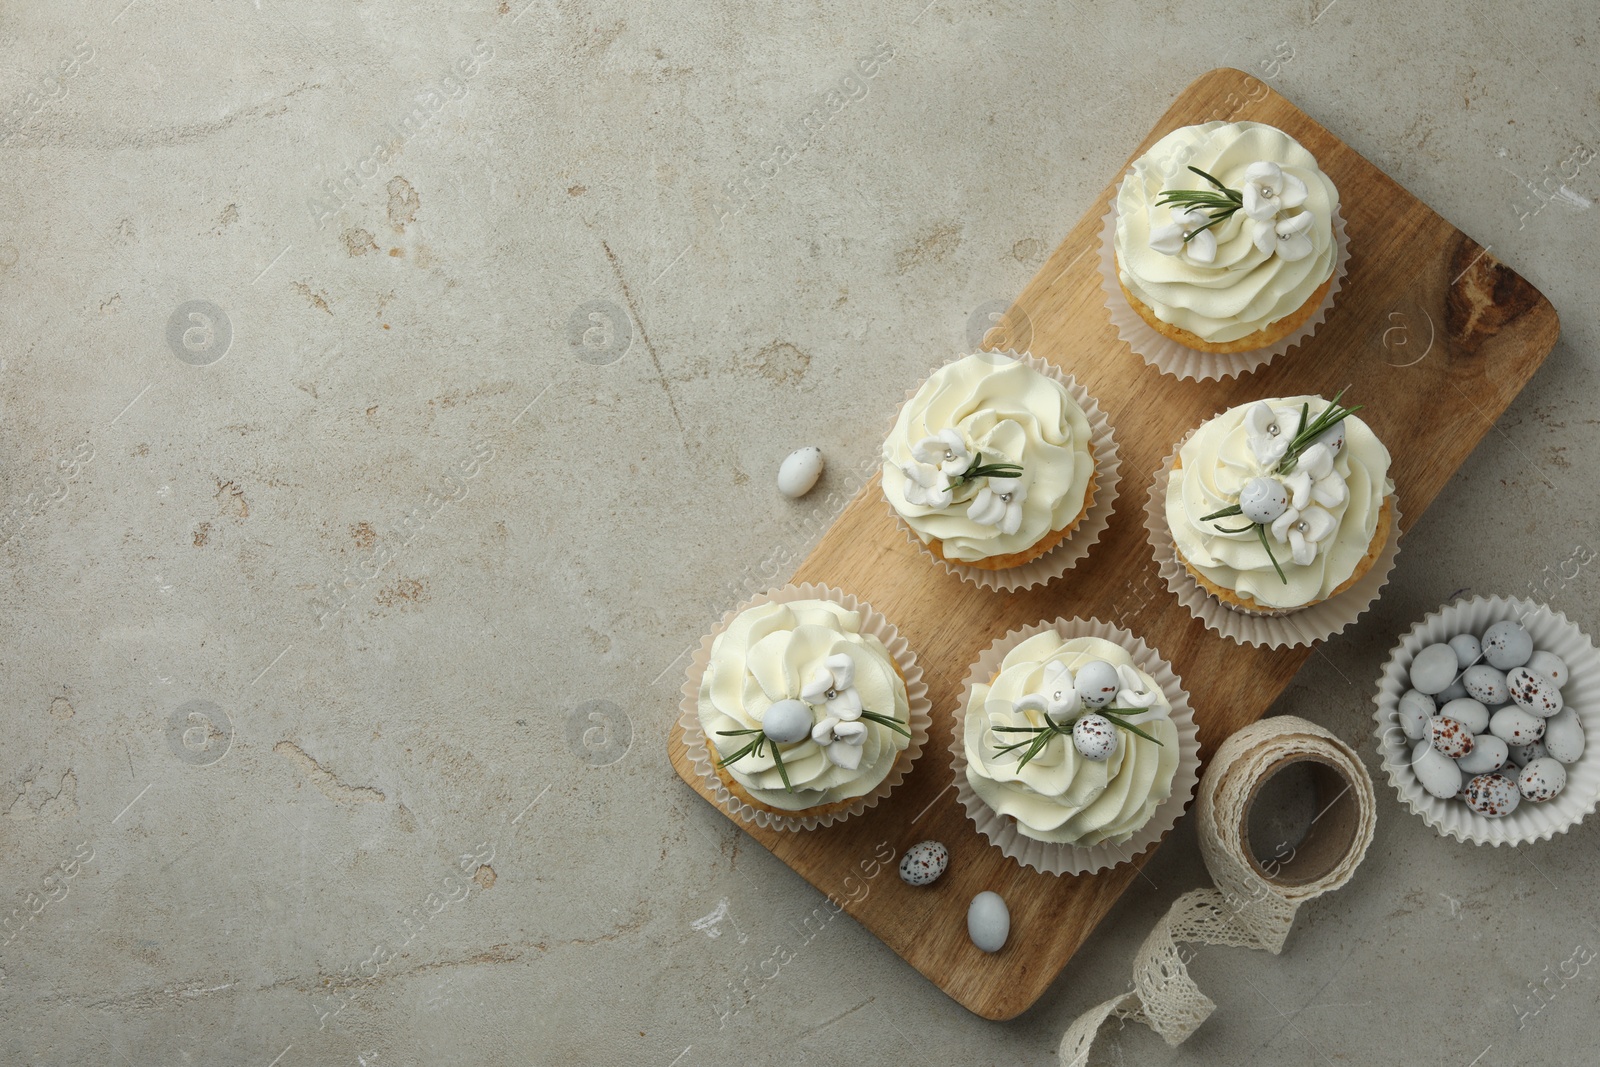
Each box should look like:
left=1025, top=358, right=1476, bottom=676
left=1373, top=595, right=1600, bottom=845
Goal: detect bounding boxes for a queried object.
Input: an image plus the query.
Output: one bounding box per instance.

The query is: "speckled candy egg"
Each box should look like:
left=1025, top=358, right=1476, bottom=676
left=762, top=699, right=814, bottom=744
left=1489, top=706, right=1545, bottom=746
left=1239, top=477, right=1289, bottom=524
left=1463, top=664, right=1510, bottom=706
left=1507, top=740, right=1549, bottom=768
left=1074, top=660, right=1120, bottom=709
left=777, top=446, right=824, bottom=498
left=1072, top=714, right=1119, bottom=761
left=1506, top=667, right=1564, bottom=718
left=1457, top=735, right=1509, bottom=774
left=1542, top=708, right=1586, bottom=764
left=1464, top=773, right=1521, bottom=817
left=1411, top=741, right=1463, bottom=800
left=1525, top=650, right=1570, bottom=688
left=1448, top=633, right=1482, bottom=669
left=1517, top=758, right=1567, bottom=803
left=1438, top=697, right=1490, bottom=735
left=1428, top=716, right=1475, bottom=759
left=1398, top=689, right=1436, bottom=742
left=898, top=841, right=949, bottom=887
left=1481, top=620, right=1534, bottom=670
left=967, top=891, right=1010, bottom=953
left=1410, top=644, right=1460, bottom=696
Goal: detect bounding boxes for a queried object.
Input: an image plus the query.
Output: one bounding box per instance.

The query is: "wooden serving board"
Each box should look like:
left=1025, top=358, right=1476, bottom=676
left=668, top=67, right=1559, bottom=1020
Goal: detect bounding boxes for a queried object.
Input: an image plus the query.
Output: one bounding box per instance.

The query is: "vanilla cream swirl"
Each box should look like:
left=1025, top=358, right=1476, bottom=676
left=1166, top=396, right=1392, bottom=610
left=698, top=600, right=910, bottom=812
left=1115, top=121, right=1339, bottom=343
left=964, top=633, right=1178, bottom=847
left=882, top=354, right=1094, bottom=563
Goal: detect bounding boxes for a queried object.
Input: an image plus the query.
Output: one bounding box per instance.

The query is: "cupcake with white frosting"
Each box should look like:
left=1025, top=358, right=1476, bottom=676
left=882, top=353, right=1098, bottom=571
left=1165, top=392, right=1395, bottom=615
left=963, top=632, right=1180, bottom=848
left=695, top=597, right=916, bottom=821
left=1114, top=121, right=1340, bottom=354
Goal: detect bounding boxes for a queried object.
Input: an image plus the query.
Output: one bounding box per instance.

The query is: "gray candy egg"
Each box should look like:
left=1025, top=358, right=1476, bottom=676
left=1482, top=620, right=1534, bottom=670
left=1507, top=740, right=1548, bottom=768
left=967, top=891, right=1010, bottom=953
left=899, top=840, right=949, bottom=886
left=1525, top=650, right=1569, bottom=688
left=1239, top=477, right=1289, bottom=524
left=1438, top=697, right=1490, bottom=735
left=1542, top=708, right=1586, bottom=764
left=1489, top=706, right=1545, bottom=746
left=1428, top=716, right=1475, bottom=759
left=1412, top=740, right=1464, bottom=799
left=1410, top=644, right=1460, bottom=696
left=1463, top=665, right=1509, bottom=706
left=1398, top=689, right=1436, bottom=741
left=1507, top=667, right=1564, bottom=718
left=1435, top=679, right=1470, bottom=704
left=1457, top=735, right=1508, bottom=774
left=1072, top=714, right=1119, bottom=761
left=1464, top=773, right=1521, bottom=817
left=1074, top=660, right=1120, bottom=709
left=1517, top=758, right=1566, bottom=802
left=1448, top=633, right=1483, bottom=669
left=762, top=699, right=814, bottom=744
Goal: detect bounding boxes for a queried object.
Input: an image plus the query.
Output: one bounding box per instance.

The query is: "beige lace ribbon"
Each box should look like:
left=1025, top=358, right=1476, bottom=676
left=1059, top=715, right=1376, bottom=1064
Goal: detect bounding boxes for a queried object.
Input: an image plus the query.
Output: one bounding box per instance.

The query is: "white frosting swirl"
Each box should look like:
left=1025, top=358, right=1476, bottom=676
left=964, top=634, right=1178, bottom=847
left=698, top=600, right=910, bottom=812
left=1165, top=396, right=1393, bottom=610
left=1115, top=122, right=1339, bottom=343
left=882, top=354, right=1094, bottom=563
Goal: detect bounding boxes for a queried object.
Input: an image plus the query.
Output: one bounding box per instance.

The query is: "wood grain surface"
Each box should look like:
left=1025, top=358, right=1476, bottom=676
left=668, top=67, right=1560, bottom=1020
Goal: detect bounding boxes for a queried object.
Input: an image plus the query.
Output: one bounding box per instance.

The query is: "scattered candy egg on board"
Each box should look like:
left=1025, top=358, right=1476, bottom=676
left=898, top=841, right=949, bottom=887
left=777, top=446, right=824, bottom=498
left=967, top=891, right=1010, bottom=952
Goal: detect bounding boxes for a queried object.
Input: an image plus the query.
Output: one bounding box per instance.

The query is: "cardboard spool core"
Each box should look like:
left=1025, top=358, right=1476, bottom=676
left=1240, top=753, right=1361, bottom=888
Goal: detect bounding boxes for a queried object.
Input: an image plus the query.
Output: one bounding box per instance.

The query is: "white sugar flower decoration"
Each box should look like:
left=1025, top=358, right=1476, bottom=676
left=1251, top=210, right=1315, bottom=262
left=899, top=460, right=954, bottom=509
left=801, top=652, right=862, bottom=721
left=911, top=429, right=973, bottom=476
left=1271, top=503, right=1337, bottom=566
left=1282, top=442, right=1347, bottom=510
left=1149, top=207, right=1218, bottom=265
left=1244, top=401, right=1294, bottom=467
left=966, top=476, right=1026, bottom=535
left=811, top=716, right=868, bottom=769
left=1014, top=661, right=1081, bottom=724
left=1241, top=161, right=1308, bottom=221
left=1114, top=663, right=1159, bottom=710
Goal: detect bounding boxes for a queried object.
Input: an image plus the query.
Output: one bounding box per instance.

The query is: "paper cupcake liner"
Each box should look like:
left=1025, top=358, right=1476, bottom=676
left=949, top=617, right=1200, bottom=876
left=1098, top=180, right=1351, bottom=382
left=881, top=350, right=1121, bottom=592
left=678, top=583, right=932, bottom=832
left=1143, top=427, right=1401, bottom=648
left=1372, top=596, right=1600, bottom=846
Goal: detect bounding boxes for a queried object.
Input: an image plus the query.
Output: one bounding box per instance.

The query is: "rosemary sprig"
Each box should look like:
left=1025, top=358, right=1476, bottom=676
left=1154, top=166, right=1245, bottom=243
left=992, top=707, right=1164, bottom=770
left=858, top=709, right=912, bottom=738
left=1277, top=387, right=1363, bottom=475
left=951, top=450, right=1023, bottom=487
left=1256, top=522, right=1287, bottom=584
left=715, top=727, right=793, bottom=792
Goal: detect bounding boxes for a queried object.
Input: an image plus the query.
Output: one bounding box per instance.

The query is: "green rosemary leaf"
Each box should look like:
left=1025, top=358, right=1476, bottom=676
left=858, top=710, right=911, bottom=738
left=768, top=739, right=794, bottom=793
left=1099, top=713, right=1164, bottom=746
left=1214, top=523, right=1256, bottom=534
left=1199, top=503, right=1244, bottom=522
left=1257, top=523, right=1287, bottom=584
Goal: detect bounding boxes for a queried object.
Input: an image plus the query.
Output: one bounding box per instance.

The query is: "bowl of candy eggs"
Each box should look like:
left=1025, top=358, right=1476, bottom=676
left=1373, top=595, right=1599, bottom=845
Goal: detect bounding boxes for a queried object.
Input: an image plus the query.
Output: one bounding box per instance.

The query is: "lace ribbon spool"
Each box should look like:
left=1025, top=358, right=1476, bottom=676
left=1058, top=715, right=1377, bottom=1064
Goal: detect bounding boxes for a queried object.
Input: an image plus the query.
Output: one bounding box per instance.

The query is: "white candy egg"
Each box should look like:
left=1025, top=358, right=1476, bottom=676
left=1507, top=740, right=1548, bottom=768
left=1457, top=735, right=1508, bottom=774
left=1074, top=660, right=1120, bottom=709
left=762, top=699, right=813, bottom=744
left=1428, top=716, right=1475, bottom=759
left=1489, top=706, right=1545, bottom=746
left=967, top=891, right=1010, bottom=953
left=1435, top=679, right=1469, bottom=704
left=777, top=446, right=824, bottom=498
left=1239, top=477, right=1289, bottom=524
left=1438, top=697, right=1490, bottom=735
left=1410, top=644, right=1460, bottom=696
left=1412, top=741, right=1463, bottom=800
left=1462, top=665, right=1509, bottom=706
left=1448, top=633, right=1482, bottom=669
left=1072, top=714, right=1119, bottom=761
left=1398, top=689, right=1435, bottom=741
left=1517, top=757, right=1567, bottom=802
left=1506, top=667, right=1564, bottom=718
left=1542, top=708, right=1586, bottom=764
left=1481, top=620, right=1534, bottom=670
left=1464, top=772, right=1521, bottom=817
left=1525, top=650, right=1569, bottom=688
left=898, top=841, right=949, bottom=886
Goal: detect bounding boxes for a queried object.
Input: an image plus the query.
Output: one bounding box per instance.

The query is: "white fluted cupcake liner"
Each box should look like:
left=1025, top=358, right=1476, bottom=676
left=881, top=350, right=1121, bottom=592
left=679, top=583, right=932, bottom=832
left=1143, top=428, right=1401, bottom=648
left=1098, top=180, right=1351, bottom=382
left=1373, top=596, right=1600, bottom=846
left=949, top=617, right=1200, bottom=876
